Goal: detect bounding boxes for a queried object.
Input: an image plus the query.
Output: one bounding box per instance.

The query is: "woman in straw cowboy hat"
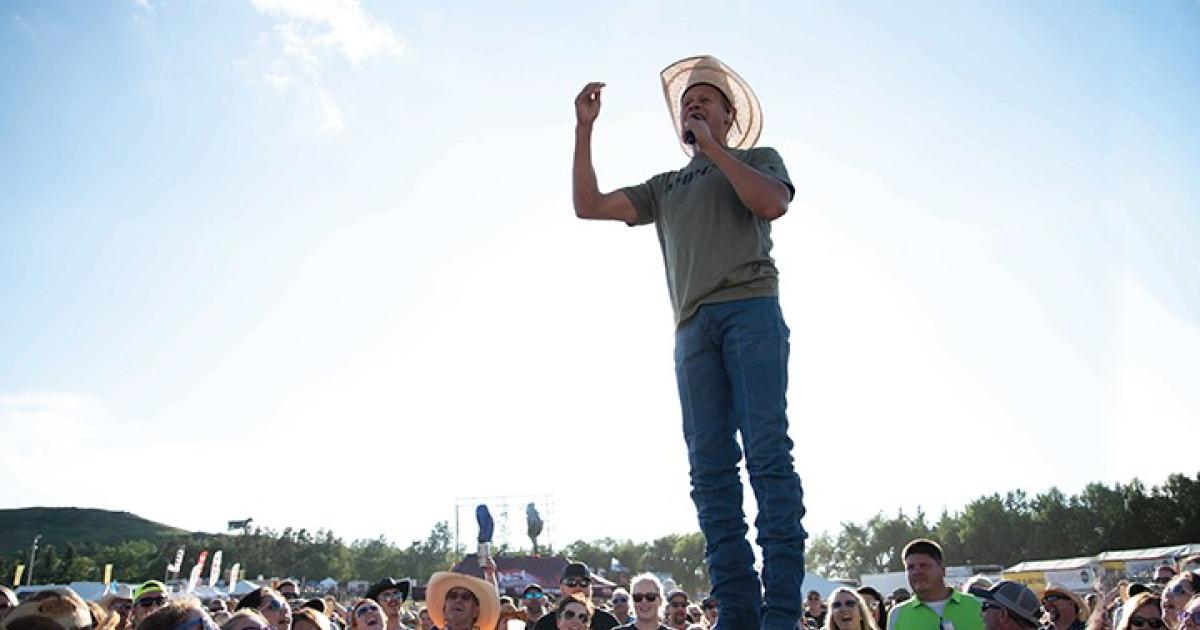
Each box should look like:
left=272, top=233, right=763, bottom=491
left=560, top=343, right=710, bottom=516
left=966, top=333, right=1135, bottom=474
left=572, top=54, right=805, bottom=630
left=426, top=572, right=500, bottom=630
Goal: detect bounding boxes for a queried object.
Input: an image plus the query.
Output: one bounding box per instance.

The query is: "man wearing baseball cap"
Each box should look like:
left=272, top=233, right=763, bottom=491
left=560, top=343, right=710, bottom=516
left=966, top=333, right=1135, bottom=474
left=534, top=562, right=618, bottom=630
left=523, top=584, right=549, bottom=625
left=572, top=54, right=806, bottom=630
left=131, top=580, right=170, bottom=628
left=970, top=581, right=1043, bottom=630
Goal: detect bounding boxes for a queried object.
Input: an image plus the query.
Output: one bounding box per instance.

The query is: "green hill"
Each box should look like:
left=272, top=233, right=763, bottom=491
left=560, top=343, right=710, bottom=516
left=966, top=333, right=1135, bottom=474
left=0, top=507, right=191, bottom=554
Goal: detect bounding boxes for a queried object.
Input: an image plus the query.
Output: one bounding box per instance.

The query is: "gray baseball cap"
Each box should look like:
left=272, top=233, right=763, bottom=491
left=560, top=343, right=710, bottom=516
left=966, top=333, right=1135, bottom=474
left=970, top=580, right=1042, bottom=626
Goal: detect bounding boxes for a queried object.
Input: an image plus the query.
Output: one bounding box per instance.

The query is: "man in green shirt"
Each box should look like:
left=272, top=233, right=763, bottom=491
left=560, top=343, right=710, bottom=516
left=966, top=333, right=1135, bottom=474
left=889, top=540, right=984, bottom=630
left=571, top=55, right=807, bottom=630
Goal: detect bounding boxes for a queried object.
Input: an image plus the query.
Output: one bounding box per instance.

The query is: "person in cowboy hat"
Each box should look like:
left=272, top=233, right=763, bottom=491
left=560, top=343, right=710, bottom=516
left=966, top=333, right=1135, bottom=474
left=572, top=54, right=806, bottom=630
left=1042, top=584, right=1089, bottom=630
left=425, top=572, right=500, bottom=630
left=366, top=579, right=412, bottom=630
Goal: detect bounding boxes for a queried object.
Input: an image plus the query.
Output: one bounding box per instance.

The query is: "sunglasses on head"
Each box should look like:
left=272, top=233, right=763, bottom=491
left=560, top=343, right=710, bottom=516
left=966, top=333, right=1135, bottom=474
left=355, top=605, right=381, bottom=617
left=632, top=593, right=658, bottom=603
left=560, top=610, right=589, bottom=623
left=831, top=601, right=858, bottom=610
left=138, top=597, right=168, bottom=608
left=1130, top=616, right=1164, bottom=629
left=562, top=579, right=590, bottom=588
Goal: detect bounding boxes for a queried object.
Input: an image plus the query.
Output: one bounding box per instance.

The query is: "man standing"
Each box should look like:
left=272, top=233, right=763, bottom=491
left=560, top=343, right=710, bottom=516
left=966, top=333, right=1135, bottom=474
left=367, top=578, right=413, bottom=630
left=665, top=591, right=690, bottom=630
left=572, top=54, right=806, bottom=630
left=970, top=582, right=1041, bottom=630
left=534, top=562, right=619, bottom=630
left=524, top=584, right=549, bottom=625
left=888, top=540, right=983, bottom=630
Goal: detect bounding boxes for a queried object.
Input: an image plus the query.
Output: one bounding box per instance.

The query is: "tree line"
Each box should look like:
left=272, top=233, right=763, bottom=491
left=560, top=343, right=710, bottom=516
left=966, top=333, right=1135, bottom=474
left=807, top=472, right=1200, bottom=580
left=2, top=473, right=1195, bottom=589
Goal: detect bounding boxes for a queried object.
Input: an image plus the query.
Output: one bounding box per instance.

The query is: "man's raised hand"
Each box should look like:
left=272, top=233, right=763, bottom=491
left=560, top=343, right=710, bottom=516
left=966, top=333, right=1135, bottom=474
left=575, top=82, right=606, bottom=126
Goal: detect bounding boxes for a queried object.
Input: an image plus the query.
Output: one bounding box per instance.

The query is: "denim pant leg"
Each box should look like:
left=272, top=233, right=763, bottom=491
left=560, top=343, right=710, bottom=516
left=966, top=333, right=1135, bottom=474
left=721, top=297, right=807, bottom=630
left=675, top=306, right=763, bottom=630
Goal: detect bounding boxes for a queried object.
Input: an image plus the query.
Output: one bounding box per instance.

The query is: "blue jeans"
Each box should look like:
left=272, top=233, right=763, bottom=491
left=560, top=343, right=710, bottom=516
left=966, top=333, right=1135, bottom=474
left=674, top=296, right=807, bottom=630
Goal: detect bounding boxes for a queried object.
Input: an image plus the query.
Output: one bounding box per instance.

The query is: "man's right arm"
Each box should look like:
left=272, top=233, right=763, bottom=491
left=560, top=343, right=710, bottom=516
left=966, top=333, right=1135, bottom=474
left=572, top=82, right=638, bottom=223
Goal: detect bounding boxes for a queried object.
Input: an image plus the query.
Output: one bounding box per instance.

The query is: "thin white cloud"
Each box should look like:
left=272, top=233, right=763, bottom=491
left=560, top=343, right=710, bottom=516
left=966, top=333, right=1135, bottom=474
left=250, top=0, right=403, bottom=64
left=263, top=72, right=292, bottom=91
left=318, top=90, right=345, bottom=133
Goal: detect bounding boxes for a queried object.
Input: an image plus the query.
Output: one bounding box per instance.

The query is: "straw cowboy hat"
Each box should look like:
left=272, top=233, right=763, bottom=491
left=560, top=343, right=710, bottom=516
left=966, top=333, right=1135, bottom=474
left=660, top=54, right=763, bottom=156
left=426, top=572, right=500, bottom=630
left=1043, top=583, right=1091, bottom=621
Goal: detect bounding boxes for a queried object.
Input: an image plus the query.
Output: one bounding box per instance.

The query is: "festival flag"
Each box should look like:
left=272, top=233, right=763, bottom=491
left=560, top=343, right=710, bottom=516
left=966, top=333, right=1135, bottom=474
left=228, top=563, right=241, bottom=594
left=167, top=548, right=186, bottom=574
left=103, top=564, right=113, bottom=586
left=186, top=550, right=209, bottom=593
left=13, top=564, right=24, bottom=586
left=208, top=551, right=223, bottom=588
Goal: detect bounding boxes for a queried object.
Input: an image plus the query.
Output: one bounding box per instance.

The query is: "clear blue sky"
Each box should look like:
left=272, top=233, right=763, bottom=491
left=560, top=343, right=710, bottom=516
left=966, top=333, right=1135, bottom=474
left=2, top=0, right=1198, bottom=552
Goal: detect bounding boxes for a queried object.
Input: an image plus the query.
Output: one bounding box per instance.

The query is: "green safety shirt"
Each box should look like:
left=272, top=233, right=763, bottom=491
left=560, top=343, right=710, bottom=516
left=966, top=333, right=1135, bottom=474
left=890, top=590, right=984, bottom=630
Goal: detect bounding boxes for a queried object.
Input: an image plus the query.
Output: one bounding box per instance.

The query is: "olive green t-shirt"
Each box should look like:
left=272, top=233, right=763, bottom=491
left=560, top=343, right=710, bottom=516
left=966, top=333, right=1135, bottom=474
left=620, top=147, right=794, bottom=326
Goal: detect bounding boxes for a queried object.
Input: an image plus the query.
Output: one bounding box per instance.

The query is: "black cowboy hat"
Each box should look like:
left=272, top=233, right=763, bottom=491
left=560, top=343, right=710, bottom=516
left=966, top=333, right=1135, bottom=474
left=366, top=578, right=412, bottom=603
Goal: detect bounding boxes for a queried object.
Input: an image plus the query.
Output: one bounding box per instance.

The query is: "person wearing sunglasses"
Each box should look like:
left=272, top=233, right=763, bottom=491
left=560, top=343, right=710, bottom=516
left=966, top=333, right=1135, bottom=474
left=1164, top=574, right=1200, bottom=630
left=824, top=588, right=878, bottom=630
left=132, top=581, right=173, bottom=628
left=366, top=578, right=412, bottom=630
left=345, top=599, right=386, bottom=630
left=236, top=588, right=292, bottom=630
left=664, top=591, right=690, bottom=630
left=1043, top=584, right=1089, bottom=630
left=620, top=573, right=668, bottom=630
left=611, top=589, right=633, bottom=626
left=556, top=595, right=594, bottom=630
left=1116, top=593, right=1165, bottom=630
left=524, top=585, right=549, bottom=625
left=534, top=562, right=618, bottom=630
left=969, top=581, right=1041, bottom=630
left=426, top=571, right=500, bottom=630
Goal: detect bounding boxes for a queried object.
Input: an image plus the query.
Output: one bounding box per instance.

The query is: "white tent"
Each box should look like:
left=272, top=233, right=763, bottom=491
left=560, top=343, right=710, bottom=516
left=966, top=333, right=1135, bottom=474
left=800, top=573, right=847, bottom=598
left=318, top=578, right=338, bottom=590
left=230, top=580, right=260, bottom=596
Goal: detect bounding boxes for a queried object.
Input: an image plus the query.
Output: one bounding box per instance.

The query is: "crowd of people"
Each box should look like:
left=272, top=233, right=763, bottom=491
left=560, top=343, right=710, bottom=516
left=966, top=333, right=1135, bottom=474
left=0, top=538, right=1197, bottom=630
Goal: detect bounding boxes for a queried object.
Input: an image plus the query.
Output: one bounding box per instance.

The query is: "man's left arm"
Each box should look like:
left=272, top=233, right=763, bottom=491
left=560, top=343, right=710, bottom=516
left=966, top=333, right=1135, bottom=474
left=706, top=146, right=792, bottom=220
